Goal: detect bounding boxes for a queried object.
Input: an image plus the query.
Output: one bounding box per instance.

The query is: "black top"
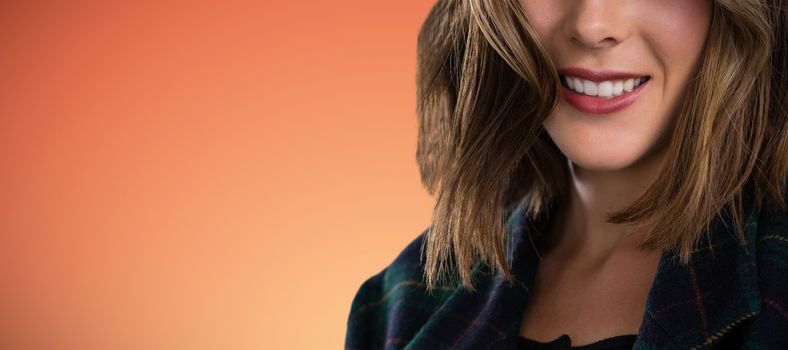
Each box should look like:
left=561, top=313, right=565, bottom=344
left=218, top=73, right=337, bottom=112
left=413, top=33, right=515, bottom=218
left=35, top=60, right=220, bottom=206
left=518, top=333, right=638, bottom=350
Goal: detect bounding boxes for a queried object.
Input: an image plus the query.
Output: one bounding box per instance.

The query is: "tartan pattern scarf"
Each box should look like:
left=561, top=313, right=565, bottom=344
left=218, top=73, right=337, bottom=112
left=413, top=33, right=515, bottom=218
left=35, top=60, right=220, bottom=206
left=345, top=189, right=788, bottom=349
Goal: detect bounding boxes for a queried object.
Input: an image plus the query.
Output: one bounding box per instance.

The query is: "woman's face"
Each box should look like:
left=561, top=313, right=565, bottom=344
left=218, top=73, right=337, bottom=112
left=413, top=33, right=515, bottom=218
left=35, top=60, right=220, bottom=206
left=521, top=0, right=712, bottom=171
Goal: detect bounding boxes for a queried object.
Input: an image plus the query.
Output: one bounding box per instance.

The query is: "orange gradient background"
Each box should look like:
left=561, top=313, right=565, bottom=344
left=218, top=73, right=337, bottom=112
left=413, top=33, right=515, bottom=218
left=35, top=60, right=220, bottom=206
left=0, top=2, right=435, bottom=349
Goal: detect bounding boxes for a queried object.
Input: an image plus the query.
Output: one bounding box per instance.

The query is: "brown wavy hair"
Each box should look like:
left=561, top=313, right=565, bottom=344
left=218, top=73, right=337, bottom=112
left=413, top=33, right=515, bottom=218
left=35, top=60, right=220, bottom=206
left=415, top=0, right=788, bottom=293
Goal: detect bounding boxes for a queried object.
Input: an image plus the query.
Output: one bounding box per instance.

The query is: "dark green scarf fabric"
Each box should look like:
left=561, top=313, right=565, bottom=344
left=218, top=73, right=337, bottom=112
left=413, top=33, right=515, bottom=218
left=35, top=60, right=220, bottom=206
left=345, top=188, right=788, bottom=349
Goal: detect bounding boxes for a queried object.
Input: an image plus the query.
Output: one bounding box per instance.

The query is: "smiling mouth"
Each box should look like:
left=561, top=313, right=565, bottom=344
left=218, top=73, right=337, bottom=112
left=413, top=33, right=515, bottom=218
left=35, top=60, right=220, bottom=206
left=559, top=75, right=651, bottom=99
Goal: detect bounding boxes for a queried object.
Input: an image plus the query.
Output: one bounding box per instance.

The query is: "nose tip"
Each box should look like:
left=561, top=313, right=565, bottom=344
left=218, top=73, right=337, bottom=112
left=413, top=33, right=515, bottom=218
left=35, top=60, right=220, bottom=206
left=566, top=1, right=629, bottom=49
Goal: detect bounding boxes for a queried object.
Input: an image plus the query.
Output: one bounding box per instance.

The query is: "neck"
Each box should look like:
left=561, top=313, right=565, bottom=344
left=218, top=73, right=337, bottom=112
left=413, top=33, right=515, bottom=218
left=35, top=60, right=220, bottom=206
left=547, top=147, right=668, bottom=263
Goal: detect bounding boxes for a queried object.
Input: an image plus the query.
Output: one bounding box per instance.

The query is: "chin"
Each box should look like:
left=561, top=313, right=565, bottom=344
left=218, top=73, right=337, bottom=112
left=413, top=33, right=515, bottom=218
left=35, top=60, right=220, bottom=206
left=562, top=147, right=645, bottom=172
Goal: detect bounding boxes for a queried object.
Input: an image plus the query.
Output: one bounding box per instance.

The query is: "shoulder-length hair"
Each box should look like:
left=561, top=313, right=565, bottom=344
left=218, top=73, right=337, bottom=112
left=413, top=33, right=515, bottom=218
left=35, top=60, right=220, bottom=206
left=415, top=0, right=788, bottom=292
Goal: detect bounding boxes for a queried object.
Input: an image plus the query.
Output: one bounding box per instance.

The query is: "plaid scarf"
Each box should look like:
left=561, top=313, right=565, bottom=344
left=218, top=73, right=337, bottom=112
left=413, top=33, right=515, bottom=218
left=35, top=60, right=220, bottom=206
left=345, top=188, right=788, bottom=349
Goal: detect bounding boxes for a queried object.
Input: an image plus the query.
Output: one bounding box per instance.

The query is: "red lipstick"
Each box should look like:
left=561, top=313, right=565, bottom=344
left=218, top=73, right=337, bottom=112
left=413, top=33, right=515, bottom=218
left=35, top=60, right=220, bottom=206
left=558, top=67, right=650, bottom=115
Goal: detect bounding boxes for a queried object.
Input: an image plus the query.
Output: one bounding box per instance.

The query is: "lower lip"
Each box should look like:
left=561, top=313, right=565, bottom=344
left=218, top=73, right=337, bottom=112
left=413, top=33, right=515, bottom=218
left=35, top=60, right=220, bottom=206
left=561, top=78, right=649, bottom=114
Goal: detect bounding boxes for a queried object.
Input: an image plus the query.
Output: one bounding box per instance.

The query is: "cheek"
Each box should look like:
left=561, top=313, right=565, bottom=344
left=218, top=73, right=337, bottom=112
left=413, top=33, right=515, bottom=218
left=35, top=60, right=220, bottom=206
left=639, top=0, right=711, bottom=82
left=519, top=1, right=563, bottom=39
left=639, top=0, right=711, bottom=145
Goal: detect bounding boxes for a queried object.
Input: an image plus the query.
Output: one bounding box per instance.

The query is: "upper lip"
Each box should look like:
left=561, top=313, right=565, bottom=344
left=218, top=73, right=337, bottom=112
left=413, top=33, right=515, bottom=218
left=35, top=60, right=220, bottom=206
left=557, top=67, right=649, bottom=82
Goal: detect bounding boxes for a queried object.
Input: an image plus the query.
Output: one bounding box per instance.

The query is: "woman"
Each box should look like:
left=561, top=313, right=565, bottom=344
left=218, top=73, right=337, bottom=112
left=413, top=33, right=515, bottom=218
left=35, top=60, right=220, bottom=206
left=346, top=0, right=787, bottom=349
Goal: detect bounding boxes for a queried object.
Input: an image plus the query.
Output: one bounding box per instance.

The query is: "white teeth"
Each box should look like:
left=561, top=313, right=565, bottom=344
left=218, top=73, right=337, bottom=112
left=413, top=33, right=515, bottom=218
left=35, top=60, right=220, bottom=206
left=623, top=78, right=634, bottom=92
left=613, top=81, right=623, bottom=96
left=563, top=76, right=647, bottom=98
left=583, top=80, right=597, bottom=96
left=597, top=81, right=613, bottom=97
left=574, top=78, right=584, bottom=93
